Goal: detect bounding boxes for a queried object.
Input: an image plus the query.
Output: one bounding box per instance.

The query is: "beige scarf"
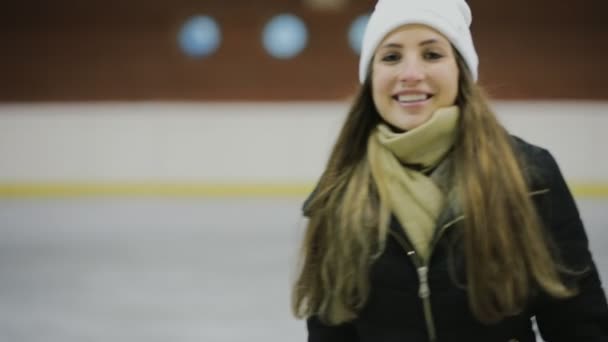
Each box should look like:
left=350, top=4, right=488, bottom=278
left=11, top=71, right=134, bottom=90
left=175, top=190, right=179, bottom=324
left=368, top=106, right=460, bottom=261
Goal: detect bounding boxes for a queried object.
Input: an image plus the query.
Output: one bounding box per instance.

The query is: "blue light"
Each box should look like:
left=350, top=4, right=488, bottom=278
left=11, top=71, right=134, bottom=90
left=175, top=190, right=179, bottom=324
left=262, top=14, right=308, bottom=59
left=348, top=14, right=370, bottom=55
left=178, top=16, right=221, bottom=58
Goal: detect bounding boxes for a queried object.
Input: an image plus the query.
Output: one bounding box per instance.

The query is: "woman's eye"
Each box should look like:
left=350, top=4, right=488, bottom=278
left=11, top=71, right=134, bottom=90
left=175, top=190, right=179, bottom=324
left=424, top=51, right=443, bottom=60
left=380, top=53, right=400, bottom=62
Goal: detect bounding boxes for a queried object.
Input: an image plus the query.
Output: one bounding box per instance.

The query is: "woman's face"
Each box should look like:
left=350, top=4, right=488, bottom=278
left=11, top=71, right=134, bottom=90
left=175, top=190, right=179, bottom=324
left=371, top=24, right=459, bottom=132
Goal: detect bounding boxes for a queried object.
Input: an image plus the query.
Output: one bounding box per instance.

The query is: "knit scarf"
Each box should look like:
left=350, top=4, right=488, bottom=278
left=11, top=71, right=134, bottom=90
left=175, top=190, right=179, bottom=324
left=367, top=106, right=460, bottom=261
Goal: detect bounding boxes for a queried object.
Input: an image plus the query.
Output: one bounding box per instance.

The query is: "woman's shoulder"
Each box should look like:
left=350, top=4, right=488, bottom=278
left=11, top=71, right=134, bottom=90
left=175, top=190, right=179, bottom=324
left=509, top=135, right=561, bottom=190
left=510, top=135, right=550, bottom=161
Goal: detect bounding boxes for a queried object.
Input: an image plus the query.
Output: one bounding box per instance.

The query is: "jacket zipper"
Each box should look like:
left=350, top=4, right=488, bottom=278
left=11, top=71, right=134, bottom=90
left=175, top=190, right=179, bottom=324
left=388, top=215, right=464, bottom=342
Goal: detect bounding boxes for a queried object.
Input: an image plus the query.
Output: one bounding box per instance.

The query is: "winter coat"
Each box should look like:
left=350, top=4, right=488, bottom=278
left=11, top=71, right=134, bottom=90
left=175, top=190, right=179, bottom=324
left=306, top=137, right=608, bottom=342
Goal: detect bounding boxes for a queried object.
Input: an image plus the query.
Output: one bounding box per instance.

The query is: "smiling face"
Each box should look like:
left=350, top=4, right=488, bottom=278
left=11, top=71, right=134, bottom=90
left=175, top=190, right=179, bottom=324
left=371, top=24, right=460, bottom=132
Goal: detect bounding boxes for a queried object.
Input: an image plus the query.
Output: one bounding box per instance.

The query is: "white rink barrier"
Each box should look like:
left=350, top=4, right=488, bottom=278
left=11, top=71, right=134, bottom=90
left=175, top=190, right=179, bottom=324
left=0, top=101, right=606, bottom=198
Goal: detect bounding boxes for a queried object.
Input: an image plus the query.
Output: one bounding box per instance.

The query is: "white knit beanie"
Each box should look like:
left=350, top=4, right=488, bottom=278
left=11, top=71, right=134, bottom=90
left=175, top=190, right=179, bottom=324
left=358, top=0, right=479, bottom=83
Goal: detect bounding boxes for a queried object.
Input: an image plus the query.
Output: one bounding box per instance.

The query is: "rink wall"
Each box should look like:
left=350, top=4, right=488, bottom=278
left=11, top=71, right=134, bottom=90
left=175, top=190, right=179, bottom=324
left=0, top=101, right=606, bottom=198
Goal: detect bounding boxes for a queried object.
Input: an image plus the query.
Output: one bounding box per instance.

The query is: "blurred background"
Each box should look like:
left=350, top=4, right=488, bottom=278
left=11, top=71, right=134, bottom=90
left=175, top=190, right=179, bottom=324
left=0, top=0, right=607, bottom=341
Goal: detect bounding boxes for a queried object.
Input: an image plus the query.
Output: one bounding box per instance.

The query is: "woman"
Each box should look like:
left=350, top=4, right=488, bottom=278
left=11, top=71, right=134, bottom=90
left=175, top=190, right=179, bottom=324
left=291, top=0, right=608, bottom=341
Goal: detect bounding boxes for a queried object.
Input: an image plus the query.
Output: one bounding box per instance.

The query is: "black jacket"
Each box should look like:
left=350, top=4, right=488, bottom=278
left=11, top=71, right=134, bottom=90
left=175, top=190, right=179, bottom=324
left=306, top=137, right=608, bottom=342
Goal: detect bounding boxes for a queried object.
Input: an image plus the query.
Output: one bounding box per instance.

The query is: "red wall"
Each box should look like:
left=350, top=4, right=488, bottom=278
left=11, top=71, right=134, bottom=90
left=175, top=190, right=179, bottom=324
left=1, top=0, right=606, bottom=101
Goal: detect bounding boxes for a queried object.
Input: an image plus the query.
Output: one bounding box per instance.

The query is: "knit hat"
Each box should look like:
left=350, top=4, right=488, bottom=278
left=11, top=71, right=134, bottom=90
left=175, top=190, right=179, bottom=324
left=358, top=0, right=479, bottom=83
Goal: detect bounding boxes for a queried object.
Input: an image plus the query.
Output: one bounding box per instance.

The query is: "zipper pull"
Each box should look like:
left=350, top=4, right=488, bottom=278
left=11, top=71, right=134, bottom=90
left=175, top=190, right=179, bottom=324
left=417, top=266, right=430, bottom=298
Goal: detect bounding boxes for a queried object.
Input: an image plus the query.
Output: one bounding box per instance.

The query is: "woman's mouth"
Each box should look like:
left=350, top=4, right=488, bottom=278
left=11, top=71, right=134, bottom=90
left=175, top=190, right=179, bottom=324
left=393, top=94, right=433, bottom=105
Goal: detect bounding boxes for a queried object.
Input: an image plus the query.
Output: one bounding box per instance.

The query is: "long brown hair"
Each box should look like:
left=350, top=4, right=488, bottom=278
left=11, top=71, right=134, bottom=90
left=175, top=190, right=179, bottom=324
left=292, top=51, right=575, bottom=325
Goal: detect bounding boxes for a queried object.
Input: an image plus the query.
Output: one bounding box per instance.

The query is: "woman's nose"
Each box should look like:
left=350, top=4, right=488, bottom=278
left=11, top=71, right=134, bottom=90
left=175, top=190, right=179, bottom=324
left=397, top=58, right=424, bottom=83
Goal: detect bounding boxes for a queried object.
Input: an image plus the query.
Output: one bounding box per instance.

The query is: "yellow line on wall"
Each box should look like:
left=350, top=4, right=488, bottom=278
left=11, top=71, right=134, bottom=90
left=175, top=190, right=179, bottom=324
left=0, top=182, right=607, bottom=199
left=0, top=183, right=315, bottom=198
left=569, top=184, right=608, bottom=199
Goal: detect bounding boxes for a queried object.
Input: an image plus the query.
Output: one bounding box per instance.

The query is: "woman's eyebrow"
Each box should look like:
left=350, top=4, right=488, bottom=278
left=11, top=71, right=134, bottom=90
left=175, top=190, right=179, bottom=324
left=379, top=38, right=442, bottom=50
left=419, top=39, right=439, bottom=46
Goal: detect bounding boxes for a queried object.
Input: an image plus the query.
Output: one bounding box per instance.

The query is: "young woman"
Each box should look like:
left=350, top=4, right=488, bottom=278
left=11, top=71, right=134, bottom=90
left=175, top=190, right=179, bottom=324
left=291, top=0, right=608, bottom=341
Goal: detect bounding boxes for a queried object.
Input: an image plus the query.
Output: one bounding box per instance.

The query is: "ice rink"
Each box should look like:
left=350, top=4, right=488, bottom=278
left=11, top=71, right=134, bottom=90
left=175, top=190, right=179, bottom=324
left=0, top=197, right=606, bottom=341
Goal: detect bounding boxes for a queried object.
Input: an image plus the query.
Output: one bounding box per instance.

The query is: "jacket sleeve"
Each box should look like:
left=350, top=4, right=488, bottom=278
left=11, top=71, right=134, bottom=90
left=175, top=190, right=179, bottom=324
left=307, top=316, right=358, bottom=342
left=534, top=150, right=608, bottom=341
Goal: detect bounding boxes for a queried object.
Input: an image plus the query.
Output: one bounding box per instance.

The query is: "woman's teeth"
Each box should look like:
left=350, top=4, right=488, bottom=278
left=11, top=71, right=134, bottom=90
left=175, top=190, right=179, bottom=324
left=397, top=94, right=429, bottom=102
